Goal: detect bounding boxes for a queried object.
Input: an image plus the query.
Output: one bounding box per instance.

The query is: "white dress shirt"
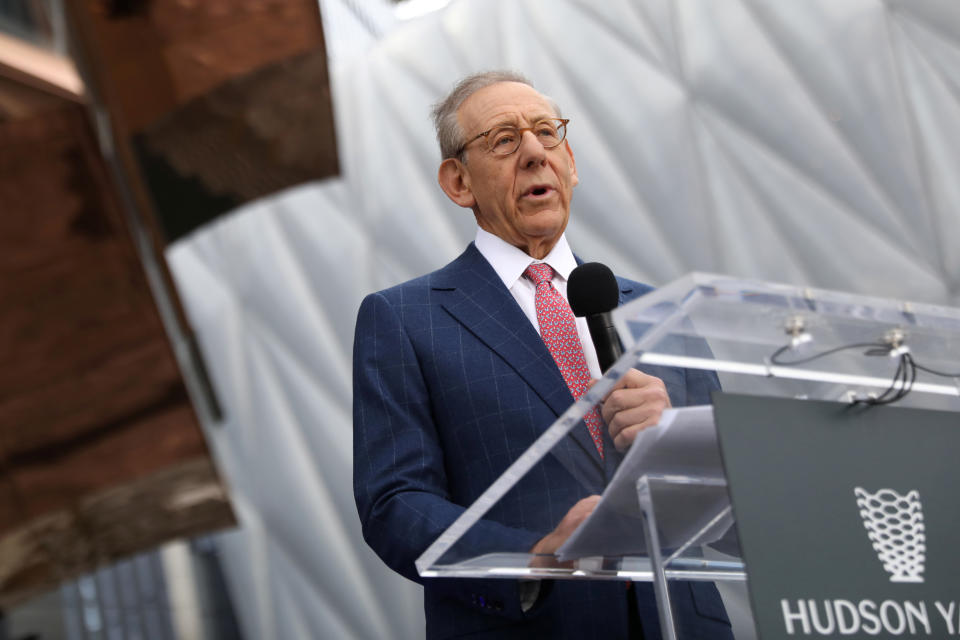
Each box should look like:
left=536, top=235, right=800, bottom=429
left=474, top=227, right=603, bottom=379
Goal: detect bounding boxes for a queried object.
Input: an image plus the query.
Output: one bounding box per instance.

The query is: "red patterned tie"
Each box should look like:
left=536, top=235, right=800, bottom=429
left=524, top=263, right=604, bottom=457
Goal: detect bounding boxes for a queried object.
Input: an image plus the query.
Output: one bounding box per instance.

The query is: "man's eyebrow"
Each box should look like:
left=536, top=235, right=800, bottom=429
left=488, top=113, right=555, bottom=129
left=485, top=116, right=520, bottom=130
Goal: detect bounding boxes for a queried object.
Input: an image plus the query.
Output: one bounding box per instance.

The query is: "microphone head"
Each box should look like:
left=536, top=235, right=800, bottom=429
left=568, top=262, right=620, bottom=317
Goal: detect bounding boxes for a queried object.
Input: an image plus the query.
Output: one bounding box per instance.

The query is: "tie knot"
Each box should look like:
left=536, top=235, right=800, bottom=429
left=523, top=262, right=555, bottom=286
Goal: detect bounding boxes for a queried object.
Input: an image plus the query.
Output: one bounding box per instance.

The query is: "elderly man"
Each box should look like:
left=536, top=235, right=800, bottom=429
left=353, top=71, right=732, bottom=639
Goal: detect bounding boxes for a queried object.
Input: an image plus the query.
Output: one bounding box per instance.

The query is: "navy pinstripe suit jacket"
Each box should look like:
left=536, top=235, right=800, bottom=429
left=353, top=243, right=732, bottom=639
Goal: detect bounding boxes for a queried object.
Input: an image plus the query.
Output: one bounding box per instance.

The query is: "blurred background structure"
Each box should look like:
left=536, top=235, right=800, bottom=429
left=2, top=0, right=960, bottom=638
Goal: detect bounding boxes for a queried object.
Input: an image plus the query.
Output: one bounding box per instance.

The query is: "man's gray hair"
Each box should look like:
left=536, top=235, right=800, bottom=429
left=432, top=70, right=562, bottom=161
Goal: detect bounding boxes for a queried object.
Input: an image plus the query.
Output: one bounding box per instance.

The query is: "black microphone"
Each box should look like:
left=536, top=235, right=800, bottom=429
left=568, top=262, right=623, bottom=372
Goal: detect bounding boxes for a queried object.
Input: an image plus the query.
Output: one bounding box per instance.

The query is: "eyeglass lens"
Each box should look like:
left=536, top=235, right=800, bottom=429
left=488, top=119, right=566, bottom=156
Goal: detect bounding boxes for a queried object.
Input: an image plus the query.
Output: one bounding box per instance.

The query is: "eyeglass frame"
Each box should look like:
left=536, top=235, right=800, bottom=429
left=454, top=118, right=570, bottom=159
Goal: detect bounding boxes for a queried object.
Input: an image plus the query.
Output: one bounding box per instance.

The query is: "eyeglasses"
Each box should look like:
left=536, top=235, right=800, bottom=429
left=456, top=118, right=569, bottom=158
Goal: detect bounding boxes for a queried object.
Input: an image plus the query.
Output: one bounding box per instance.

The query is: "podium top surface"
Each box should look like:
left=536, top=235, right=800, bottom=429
left=613, top=273, right=960, bottom=405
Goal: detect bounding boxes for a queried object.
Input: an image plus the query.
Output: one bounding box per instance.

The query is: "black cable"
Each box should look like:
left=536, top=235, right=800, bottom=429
left=911, top=360, right=960, bottom=378
left=769, top=342, right=887, bottom=366
left=771, top=338, right=957, bottom=407
left=861, top=356, right=903, bottom=405
left=857, top=352, right=916, bottom=406
left=768, top=338, right=960, bottom=407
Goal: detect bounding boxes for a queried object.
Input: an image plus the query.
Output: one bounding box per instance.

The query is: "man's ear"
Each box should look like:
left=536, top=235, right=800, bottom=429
left=438, top=158, right=476, bottom=208
left=565, top=140, right=579, bottom=188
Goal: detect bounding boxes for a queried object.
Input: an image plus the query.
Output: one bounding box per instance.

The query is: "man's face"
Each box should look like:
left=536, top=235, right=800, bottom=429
left=443, top=82, right=578, bottom=259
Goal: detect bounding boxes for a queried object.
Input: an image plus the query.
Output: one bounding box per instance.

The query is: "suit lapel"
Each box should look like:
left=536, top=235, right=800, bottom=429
left=431, top=245, right=574, bottom=419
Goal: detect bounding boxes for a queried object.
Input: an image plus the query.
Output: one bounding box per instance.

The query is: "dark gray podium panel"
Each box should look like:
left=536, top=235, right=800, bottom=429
left=713, top=393, right=960, bottom=639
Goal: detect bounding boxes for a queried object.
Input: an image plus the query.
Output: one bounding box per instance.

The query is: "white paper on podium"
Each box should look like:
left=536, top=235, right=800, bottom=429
left=556, top=405, right=733, bottom=561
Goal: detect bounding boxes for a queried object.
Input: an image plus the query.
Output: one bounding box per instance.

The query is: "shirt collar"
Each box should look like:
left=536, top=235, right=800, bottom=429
left=474, top=227, right=578, bottom=289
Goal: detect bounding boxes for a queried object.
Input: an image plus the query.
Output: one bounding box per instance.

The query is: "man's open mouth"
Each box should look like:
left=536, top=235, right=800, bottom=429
left=525, top=185, right=553, bottom=197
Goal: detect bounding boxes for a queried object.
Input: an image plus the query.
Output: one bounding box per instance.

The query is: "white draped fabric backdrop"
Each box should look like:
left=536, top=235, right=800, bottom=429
left=164, top=0, right=960, bottom=637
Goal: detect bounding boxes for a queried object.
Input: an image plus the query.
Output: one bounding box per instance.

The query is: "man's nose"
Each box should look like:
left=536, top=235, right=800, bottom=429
left=517, top=130, right=547, bottom=168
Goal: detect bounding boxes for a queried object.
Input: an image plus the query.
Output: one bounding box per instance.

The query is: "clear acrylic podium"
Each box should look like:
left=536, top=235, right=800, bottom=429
left=415, top=273, right=960, bottom=638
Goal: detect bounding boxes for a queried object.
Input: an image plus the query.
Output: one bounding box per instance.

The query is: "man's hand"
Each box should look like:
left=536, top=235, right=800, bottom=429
left=598, top=368, right=671, bottom=452
left=530, top=495, right=601, bottom=557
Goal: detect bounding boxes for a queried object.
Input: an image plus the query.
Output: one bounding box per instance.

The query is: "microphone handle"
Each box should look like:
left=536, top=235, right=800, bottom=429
left=585, top=311, right=623, bottom=373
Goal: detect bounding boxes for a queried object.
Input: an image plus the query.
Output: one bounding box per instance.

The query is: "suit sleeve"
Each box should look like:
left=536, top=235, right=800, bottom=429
left=619, top=280, right=721, bottom=406
left=680, top=332, right=723, bottom=404
left=353, top=292, right=546, bottom=619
